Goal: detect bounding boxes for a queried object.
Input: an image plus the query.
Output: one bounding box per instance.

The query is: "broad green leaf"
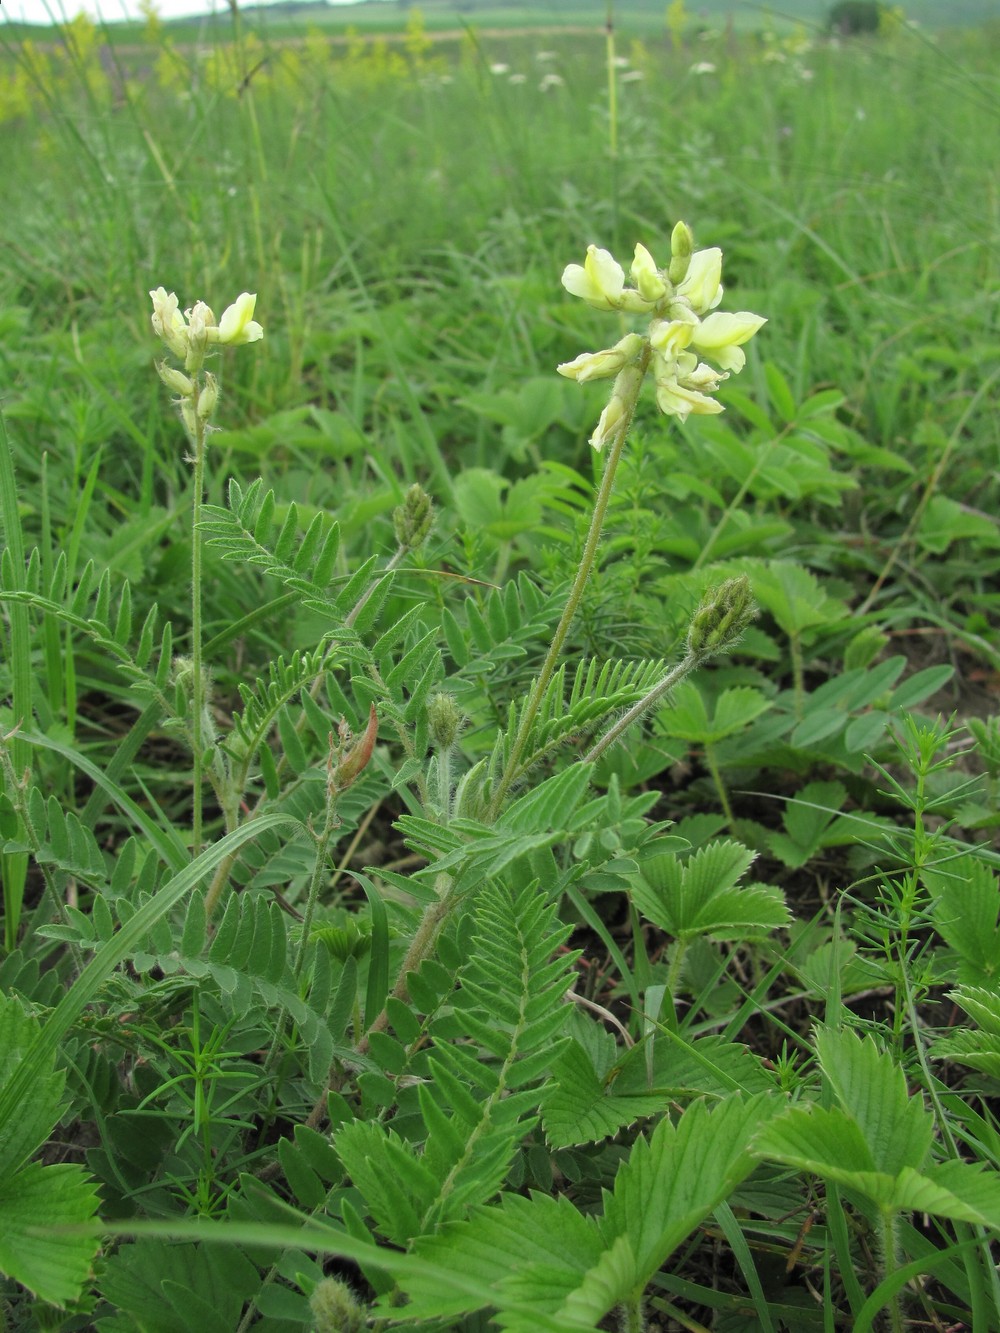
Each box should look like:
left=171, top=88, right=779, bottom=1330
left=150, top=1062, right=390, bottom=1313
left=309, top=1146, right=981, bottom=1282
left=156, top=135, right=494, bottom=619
left=755, top=1104, right=886, bottom=1186
left=751, top=562, right=846, bottom=638
left=0, top=992, right=66, bottom=1178
left=935, top=987, right=1000, bottom=1078
left=404, top=1193, right=603, bottom=1323
left=0, top=1160, right=101, bottom=1307
left=711, top=686, right=772, bottom=739
left=544, top=1040, right=664, bottom=1147
left=632, top=839, right=788, bottom=940
left=888, top=664, right=955, bottom=711
left=584, top=1096, right=775, bottom=1318
left=924, top=857, right=1000, bottom=984
left=815, top=1028, right=934, bottom=1176
left=613, top=1032, right=775, bottom=1101
left=99, top=1241, right=262, bottom=1333
left=895, top=1159, right=1000, bottom=1229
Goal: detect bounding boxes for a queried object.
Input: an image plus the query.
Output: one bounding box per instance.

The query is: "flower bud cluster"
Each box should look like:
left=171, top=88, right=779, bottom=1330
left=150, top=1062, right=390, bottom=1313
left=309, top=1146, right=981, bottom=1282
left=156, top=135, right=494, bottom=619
left=557, top=223, right=765, bottom=447
left=687, top=575, right=756, bottom=658
left=393, top=483, right=435, bottom=550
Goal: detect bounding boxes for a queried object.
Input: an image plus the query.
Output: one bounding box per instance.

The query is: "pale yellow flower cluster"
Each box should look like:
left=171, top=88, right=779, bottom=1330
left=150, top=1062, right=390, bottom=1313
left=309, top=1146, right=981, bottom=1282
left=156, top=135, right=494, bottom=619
left=150, top=288, right=263, bottom=374
left=150, top=288, right=263, bottom=437
left=558, top=224, right=765, bottom=447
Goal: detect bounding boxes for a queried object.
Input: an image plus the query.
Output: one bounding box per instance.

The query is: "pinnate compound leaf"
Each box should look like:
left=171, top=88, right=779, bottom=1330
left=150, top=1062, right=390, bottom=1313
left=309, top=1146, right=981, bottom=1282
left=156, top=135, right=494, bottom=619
left=335, top=1120, right=437, bottom=1247
left=337, top=880, right=576, bottom=1243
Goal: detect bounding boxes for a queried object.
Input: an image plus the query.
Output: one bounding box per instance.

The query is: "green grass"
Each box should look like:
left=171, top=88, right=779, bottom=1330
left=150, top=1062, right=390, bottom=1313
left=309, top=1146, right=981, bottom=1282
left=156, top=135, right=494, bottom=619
left=2, top=6, right=1000, bottom=1330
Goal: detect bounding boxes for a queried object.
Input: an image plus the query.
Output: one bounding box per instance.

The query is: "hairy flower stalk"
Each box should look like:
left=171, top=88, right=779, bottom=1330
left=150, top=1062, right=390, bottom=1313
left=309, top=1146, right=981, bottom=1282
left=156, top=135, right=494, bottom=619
left=150, top=288, right=263, bottom=856
left=489, top=226, right=764, bottom=816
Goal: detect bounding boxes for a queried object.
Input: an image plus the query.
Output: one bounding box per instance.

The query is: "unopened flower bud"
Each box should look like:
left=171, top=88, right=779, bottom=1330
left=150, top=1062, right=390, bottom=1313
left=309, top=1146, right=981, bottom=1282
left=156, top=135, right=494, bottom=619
left=333, top=703, right=378, bottom=790
left=180, top=398, right=198, bottom=439
left=197, top=373, right=219, bottom=423
left=667, top=221, right=694, bottom=284
left=171, top=656, right=215, bottom=738
left=428, top=692, right=463, bottom=751
left=393, top=484, right=434, bottom=549
left=150, top=287, right=189, bottom=359
left=589, top=363, right=645, bottom=451
left=184, top=301, right=214, bottom=372
left=631, top=243, right=668, bottom=302
left=557, top=333, right=645, bottom=384
left=687, top=575, right=756, bottom=658
left=156, top=362, right=194, bottom=396
left=309, top=1277, right=366, bottom=1333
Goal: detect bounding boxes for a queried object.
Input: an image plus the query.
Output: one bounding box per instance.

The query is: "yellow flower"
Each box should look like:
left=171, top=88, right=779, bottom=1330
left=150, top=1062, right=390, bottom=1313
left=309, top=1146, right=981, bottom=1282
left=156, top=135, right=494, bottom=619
left=213, top=292, right=264, bottom=346
left=690, top=311, right=767, bottom=372
left=675, top=247, right=724, bottom=314
left=149, top=287, right=188, bottom=359
left=561, top=245, right=626, bottom=310
left=653, top=351, right=726, bottom=421
left=649, top=314, right=697, bottom=359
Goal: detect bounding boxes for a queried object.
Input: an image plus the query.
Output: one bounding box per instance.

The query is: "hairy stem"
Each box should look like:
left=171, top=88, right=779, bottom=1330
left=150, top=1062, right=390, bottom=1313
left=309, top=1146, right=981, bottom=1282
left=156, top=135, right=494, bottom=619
left=190, top=411, right=207, bottom=857
left=488, top=344, right=651, bottom=818
left=583, top=651, right=698, bottom=766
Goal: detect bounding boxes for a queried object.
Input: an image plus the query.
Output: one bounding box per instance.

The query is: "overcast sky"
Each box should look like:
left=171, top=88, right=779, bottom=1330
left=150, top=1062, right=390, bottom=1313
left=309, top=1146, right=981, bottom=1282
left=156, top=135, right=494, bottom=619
left=4, top=0, right=366, bottom=25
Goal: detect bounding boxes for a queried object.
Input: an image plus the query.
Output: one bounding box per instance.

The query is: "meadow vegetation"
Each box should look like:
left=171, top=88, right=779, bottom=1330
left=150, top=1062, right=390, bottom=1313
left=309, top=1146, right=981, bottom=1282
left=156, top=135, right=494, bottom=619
left=1, top=2, right=1000, bottom=1329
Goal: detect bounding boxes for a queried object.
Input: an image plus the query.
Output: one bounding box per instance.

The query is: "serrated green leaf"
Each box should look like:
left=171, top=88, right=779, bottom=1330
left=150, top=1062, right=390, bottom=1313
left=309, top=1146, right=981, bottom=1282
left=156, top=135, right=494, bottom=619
left=816, top=1027, right=934, bottom=1176
left=0, top=1161, right=101, bottom=1307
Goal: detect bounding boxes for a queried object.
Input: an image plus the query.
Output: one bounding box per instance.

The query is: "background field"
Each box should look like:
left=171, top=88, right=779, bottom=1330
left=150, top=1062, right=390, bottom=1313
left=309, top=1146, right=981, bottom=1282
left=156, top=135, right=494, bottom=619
left=2, top=1, right=1000, bottom=1328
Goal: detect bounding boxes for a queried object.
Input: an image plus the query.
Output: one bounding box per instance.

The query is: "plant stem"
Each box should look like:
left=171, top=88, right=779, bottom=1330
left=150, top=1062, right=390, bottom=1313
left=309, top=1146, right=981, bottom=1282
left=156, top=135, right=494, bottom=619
left=190, top=411, right=207, bottom=858
left=790, top=629, right=805, bottom=721
left=488, top=344, right=651, bottom=819
left=880, top=1208, right=905, bottom=1333
left=703, top=741, right=735, bottom=827
left=202, top=543, right=408, bottom=919
left=664, top=936, right=689, bottom=1009
left=436, top=745, right=452, bottom=823
left=583, top=650, right=697, bottom=766
left=616, top=1288, right=646, bottom=1333
left=605, top=0, right=620, bottom=247
left=0, top=409, right=31, bottom=949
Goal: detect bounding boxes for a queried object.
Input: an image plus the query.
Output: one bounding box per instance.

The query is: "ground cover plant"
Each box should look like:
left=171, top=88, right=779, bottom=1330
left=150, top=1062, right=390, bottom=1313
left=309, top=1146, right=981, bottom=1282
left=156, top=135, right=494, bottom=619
left=1, top=1, right=1000, bottom=1329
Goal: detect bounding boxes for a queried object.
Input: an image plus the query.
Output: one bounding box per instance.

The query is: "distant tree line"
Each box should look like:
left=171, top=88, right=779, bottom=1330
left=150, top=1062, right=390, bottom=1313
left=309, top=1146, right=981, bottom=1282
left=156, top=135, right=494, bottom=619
left=826, top=1, right=884, bottom=34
